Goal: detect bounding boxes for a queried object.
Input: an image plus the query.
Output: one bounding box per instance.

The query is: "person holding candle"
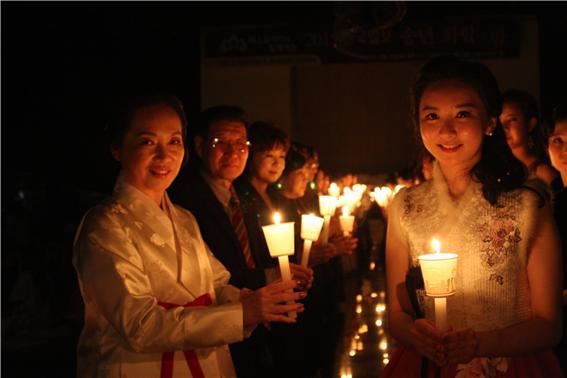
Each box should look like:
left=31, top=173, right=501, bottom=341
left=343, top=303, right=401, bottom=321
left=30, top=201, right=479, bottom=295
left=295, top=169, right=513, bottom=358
left=234, top=121, right=314, bottom=290
left=274, top=144, right=359, bottom=377
left=233, top=121, right=315, bottom=378
left=384, top=57, right=562, bottom=377
left=73, top=95, right=305, bottom=378
left=169, top=106, right=311, bottom=377
left=547, top=102, right=567, bottom=374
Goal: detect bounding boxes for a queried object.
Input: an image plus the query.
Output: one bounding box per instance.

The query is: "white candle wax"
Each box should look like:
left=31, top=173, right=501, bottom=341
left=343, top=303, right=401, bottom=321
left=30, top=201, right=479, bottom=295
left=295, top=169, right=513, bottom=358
left=418, top=252, right=458, bottom=297
left=340, top=215, right=355, bottom=236
left=434, top=297, right=447, bottom=331
left=329, top=182, right=341, bottom=197
left=278, top=255, right=297, bottom=319
left=339, top=206, right=354, bottom=236
left=261, top=222, right=295, bottom=257
left=320, top=215, right=331, bottom=244
left=319, top=195, right=337, bottom=217
left=301, top=214, right=324, bottom=241
left=301, top=239, right=313, bottom=267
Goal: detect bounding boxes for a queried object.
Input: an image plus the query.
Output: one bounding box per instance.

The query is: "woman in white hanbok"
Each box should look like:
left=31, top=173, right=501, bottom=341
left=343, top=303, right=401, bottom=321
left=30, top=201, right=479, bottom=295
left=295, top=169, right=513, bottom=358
left=73, top=96, right=304, bottom=378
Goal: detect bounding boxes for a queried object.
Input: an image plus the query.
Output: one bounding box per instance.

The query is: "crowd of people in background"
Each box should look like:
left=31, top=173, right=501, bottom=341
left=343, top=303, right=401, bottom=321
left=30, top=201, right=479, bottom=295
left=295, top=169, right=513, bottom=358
left=67, top=55, right=567, bottom=377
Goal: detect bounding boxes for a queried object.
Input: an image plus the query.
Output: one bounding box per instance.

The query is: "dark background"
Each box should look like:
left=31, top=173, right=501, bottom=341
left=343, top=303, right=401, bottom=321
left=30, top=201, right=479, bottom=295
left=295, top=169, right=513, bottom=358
left=2, top=3, right=566, bottom=376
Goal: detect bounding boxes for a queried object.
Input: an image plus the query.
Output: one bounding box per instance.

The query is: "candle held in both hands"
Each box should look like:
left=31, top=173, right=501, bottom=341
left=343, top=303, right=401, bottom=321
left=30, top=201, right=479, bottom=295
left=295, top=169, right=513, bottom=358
left=417, top=239, right=458, bottom=331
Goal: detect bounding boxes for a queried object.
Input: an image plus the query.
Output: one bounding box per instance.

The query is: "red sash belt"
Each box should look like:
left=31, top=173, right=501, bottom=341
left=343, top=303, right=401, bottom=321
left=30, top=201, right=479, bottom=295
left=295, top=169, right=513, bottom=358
left=158, top=293, right=213, bottom=378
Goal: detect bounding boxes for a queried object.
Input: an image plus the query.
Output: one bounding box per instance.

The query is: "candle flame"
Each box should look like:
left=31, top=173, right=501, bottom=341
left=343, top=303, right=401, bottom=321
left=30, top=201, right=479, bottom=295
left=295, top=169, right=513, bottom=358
left=274, top=212, right=281, bottom=224
left=342, top=206, right=350, bottom=216
left=432, top=239, right=441, bottom=254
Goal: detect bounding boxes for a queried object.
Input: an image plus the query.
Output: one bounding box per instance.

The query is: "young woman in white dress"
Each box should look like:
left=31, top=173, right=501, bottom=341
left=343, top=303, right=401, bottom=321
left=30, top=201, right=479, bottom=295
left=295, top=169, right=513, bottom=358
left=384, top=57, right=562, bottom=377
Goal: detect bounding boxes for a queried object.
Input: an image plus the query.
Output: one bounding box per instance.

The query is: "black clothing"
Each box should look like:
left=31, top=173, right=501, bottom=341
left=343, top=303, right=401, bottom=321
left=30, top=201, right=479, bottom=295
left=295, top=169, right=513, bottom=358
left=169, top=171, right=274, bottom=378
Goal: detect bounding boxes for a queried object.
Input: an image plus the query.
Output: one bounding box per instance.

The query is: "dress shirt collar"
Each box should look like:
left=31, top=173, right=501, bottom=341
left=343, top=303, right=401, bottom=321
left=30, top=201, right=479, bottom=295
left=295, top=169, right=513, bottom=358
left=200, top=167, right=233, bottom=211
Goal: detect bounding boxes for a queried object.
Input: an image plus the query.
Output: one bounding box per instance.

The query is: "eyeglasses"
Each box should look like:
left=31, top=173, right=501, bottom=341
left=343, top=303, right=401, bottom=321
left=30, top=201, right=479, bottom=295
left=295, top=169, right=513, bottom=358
left=210, top=137, right=251, bottom=153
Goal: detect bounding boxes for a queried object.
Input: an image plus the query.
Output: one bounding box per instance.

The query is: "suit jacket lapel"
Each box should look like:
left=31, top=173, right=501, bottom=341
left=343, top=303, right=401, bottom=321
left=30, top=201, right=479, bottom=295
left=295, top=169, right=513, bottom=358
left=194, top=174, right=244, bottom=257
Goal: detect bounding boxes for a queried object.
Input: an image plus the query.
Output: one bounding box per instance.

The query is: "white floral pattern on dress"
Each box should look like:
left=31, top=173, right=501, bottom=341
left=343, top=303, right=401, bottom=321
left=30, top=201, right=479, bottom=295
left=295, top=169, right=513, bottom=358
left=456, top=357, right=508, bottom=378
left=392, top=162, right=536, bottom=335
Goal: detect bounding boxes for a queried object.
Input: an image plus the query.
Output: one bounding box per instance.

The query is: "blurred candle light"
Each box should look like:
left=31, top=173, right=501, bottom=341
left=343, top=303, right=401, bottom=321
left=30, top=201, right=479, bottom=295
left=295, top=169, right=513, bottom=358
left=329, top=182, right=341, bottom=197
left=318, top=195, right=337, bottom=243
left=339, top=206, right=355, bottom=236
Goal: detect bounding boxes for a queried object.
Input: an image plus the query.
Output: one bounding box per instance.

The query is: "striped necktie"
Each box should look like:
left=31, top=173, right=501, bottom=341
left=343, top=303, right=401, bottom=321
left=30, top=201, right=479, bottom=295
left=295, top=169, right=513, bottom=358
left=229, top=189, right=255, bottom=269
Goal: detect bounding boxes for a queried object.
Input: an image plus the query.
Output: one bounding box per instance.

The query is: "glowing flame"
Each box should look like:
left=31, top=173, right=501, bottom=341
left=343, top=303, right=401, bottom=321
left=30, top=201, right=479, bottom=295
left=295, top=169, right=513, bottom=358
left=342, top=206, right=350, bottom=217
left=432, top=239, right=441, bottom=254
left=273, top=212, right=281, bottom=225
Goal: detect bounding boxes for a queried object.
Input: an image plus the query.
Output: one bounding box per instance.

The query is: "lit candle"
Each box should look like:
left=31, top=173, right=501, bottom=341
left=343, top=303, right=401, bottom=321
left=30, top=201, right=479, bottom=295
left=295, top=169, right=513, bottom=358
left=261, top=212, right=297, bottom=318
left=372, top=186, right=392, bottom=208
left=319, top=195, right=337, bottom=244
left=417, top=239, right=458, bottom=331
left=300, top=213, right=324, bottom=267
left=329, top=182, right=341, bottom=197
left=339, top=206, right=355, bottom=236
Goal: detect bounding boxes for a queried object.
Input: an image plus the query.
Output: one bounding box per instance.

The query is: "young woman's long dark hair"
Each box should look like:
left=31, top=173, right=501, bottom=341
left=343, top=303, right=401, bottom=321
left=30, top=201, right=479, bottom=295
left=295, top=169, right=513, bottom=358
left=411, top=56, right=526, bottom=205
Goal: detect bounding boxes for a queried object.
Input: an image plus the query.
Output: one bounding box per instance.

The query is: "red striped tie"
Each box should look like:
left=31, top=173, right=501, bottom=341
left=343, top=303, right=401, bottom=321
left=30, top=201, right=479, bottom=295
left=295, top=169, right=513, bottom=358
left=229, top=189, right=255, bottom=269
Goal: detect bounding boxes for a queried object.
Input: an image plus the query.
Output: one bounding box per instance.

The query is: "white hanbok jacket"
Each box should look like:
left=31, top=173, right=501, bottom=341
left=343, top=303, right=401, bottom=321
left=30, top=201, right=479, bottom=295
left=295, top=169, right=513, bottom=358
left=73, top=176, right=247, bottom=377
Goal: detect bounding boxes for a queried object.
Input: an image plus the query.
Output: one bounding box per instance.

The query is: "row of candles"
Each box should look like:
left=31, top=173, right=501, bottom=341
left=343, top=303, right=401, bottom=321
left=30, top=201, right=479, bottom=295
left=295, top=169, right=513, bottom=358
left=263, top=177, right=459, bottom=329
left=329, top=180, right=459, bottom=330
left=261, top=194, right=356, bottom=318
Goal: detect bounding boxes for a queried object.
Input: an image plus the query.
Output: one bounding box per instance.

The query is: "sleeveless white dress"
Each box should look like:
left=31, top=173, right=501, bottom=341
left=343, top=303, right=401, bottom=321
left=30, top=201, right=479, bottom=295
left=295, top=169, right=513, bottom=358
left=386, top=162, right=559, bottom=376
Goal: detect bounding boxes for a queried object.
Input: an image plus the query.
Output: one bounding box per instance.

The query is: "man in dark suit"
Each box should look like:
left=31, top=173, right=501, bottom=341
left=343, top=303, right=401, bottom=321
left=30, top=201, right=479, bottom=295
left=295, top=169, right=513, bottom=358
left=170, top=106, right=312, bottom=377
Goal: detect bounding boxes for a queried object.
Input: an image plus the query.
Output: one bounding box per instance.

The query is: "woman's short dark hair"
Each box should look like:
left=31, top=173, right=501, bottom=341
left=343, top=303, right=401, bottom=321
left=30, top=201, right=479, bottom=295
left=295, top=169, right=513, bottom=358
left=195, top=105, right=248, bottom=139
left=248, top=121, right=290, bottom=155
left=502, top=89, right=539, bottom=121
left=412, top=56, right=526, bottom=205
left=551, top=102, right=567, bottom=128
left=545, top=101, right=567, bottom=141
left=107, top=94, right=187, bottom=149
left=282, top=143, right=307, bottom=176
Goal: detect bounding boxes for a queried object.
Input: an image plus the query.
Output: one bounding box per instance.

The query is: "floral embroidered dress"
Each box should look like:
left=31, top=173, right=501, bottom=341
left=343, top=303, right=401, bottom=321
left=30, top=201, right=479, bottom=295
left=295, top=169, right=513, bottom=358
left=383, top=163, right=561, bottom=378
left=73, top=175, right=248, bottom=377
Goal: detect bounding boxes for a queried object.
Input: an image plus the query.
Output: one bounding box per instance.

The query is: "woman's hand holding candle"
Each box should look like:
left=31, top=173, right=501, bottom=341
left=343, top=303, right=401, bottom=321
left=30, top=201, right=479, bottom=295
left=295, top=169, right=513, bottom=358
left=409, top=318, right=446, bottom=366
left=290, top=263, right=314, bottom=290
left=308, top=242, right=336, bottom=266
left=329, top=234, right=358, bottom=256
left=241, top=280, right=305, bottom=327
left=443, top=328, right=479, bottom=365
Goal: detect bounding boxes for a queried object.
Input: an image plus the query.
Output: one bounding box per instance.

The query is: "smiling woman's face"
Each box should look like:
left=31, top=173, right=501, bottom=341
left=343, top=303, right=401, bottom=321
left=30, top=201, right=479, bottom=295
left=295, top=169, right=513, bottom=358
left=112, top=104, right=185, bottom=205
left=419, top=79, right=495, bottom=170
